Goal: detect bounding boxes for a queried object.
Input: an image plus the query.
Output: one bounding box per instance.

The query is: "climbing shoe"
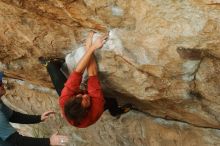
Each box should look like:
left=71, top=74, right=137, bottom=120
left=38, top=57, right=64, bottom=66
left=119, top=103, right=133, bottom=114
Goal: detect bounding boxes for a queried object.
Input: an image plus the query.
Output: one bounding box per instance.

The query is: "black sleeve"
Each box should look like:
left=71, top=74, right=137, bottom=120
left=9, top=111, right=41, bottom=124
left=6, top=132, right=50, bottom=146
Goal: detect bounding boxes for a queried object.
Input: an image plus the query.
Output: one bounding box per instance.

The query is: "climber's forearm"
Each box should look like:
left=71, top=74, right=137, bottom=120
left=87, top=55, right=98, bottom=76
left=75, top=46, right=96, bottom=73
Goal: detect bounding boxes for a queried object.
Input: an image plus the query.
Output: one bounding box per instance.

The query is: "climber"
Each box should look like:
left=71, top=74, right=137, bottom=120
left=39, top=31, right=132, bottom=128
left=0, top=72, right=69, bottom=146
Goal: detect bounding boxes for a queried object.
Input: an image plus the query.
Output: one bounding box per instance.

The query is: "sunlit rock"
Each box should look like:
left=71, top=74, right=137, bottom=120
left=0, top=0, right=220, bottom=145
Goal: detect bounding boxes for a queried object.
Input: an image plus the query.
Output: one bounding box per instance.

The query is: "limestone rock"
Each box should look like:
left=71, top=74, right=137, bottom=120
left=0, top=0, right=220, bottom=145
left=2, top=79, right=220, bottom=146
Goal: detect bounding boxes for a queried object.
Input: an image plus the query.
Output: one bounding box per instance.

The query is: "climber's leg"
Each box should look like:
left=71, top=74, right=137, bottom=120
left=39, top=57, right=66, bottom=96
left=104, top=97, right=132, bottom=117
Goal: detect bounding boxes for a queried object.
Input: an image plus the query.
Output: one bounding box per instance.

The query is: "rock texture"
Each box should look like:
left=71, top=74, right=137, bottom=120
left=0, top=0, right=220, bottom=145
left=2, top=79, right=220, bottom=146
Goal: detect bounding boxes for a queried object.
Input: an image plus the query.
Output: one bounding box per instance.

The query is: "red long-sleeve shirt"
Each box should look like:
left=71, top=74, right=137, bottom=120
left=59, top=71, right=104, bottom=128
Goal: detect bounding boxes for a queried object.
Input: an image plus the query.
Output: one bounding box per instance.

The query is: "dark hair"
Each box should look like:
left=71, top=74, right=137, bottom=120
left=64, top=94, right=89, bottom=125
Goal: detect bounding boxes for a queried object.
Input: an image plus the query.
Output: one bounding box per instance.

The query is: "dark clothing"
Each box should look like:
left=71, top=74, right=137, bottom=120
left=6, top=132, right=50, bottom=146
left=0, top=140, right=12, bottom=146
left=9, top=111, right=41, bottom=124
left=104, top=97, right=125, bottom=116
left=47, top=60, right=125, bottom=116
left=0, top=101, right=50, bottom=146
left=46, top=60, right=66, bottom=96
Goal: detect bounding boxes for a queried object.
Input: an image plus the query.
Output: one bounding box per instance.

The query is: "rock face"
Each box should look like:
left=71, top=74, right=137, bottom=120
left=2, top=80, right=220, bottom=146
left=0, top=0, right=220, bottom=145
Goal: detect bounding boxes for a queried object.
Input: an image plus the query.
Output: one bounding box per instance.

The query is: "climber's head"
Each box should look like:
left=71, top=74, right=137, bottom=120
left=63, top=89, right=91, bottom=125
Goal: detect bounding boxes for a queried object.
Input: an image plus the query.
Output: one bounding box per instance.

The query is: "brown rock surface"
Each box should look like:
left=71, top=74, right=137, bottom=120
left=0, top=0, right=220, bottom=145
left=2, top=79, right=220, bottom=146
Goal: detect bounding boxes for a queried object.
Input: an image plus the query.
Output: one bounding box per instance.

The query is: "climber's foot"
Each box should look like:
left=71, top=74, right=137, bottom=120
left=38, top=57, right=64, bottom=66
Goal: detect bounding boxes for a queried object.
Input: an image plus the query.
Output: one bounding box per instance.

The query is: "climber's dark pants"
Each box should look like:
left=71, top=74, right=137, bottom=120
left=104, top=97, right=124, bottom=116
left=46, top=60, right=66, bottom=96
left=46, top=60, right=124, bottom=116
